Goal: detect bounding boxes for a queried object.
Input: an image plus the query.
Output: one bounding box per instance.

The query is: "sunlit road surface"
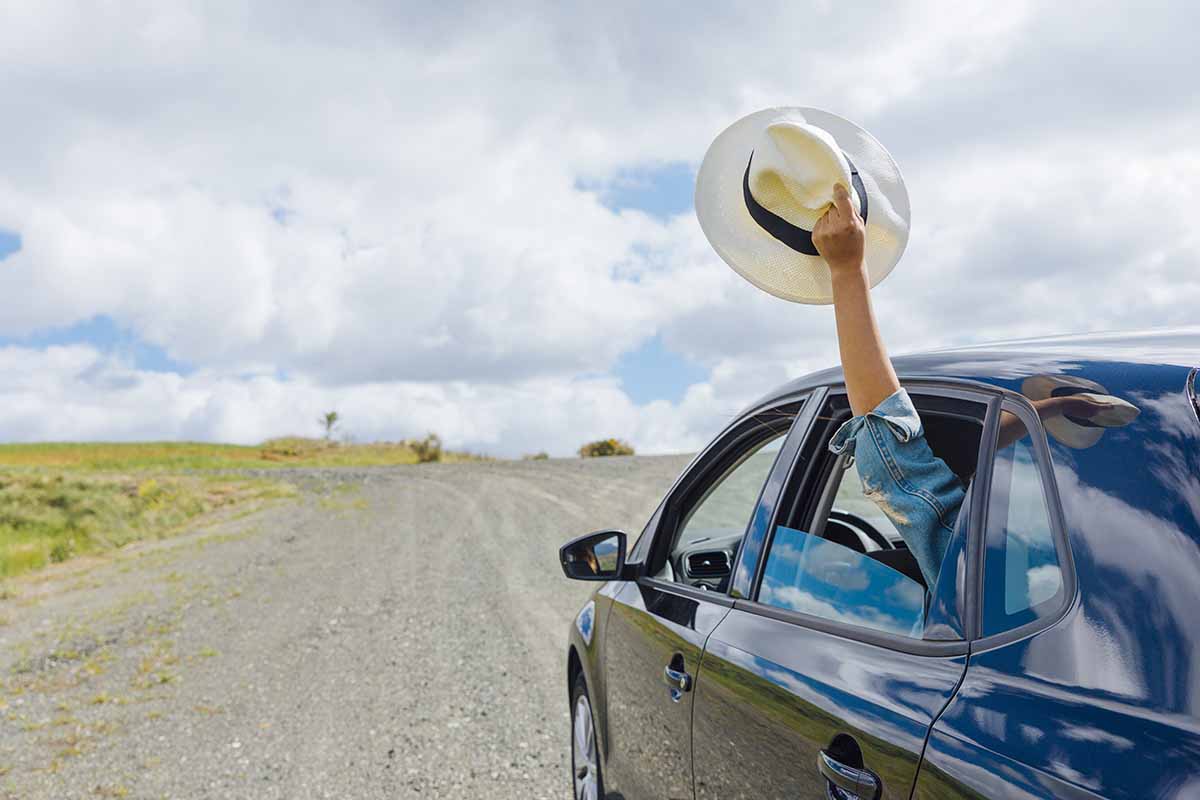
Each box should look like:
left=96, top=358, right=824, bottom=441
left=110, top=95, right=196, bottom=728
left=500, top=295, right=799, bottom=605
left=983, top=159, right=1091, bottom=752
left=0, top=456, right=689, bottom=799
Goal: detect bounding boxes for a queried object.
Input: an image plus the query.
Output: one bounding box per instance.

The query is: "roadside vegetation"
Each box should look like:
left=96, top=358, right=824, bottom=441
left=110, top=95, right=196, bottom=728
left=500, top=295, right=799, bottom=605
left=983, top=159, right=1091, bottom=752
left=0, top=435, right=482, bottom=471
left=578, top=438, right=636, bottom=457
left=0, top=472, right=291, bottom=579
left=0, top=432, right=484, bottom=579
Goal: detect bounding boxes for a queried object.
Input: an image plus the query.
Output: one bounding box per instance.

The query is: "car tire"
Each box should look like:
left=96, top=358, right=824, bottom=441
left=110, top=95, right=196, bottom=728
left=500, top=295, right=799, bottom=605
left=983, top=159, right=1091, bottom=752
left=570, top=672, right=604, bottom=800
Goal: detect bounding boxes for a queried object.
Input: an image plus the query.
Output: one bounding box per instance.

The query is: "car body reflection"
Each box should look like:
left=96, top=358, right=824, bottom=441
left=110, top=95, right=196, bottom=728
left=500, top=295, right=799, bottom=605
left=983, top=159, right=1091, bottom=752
left=916, top=341, right=1200, bottom=798
left=760, top=526, right=926, bottom=638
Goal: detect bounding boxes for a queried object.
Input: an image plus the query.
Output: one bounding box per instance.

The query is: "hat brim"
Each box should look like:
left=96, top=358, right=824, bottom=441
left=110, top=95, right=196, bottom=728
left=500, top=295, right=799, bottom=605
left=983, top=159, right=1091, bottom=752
left=1021, top=375, right=1136, bottom=450
left=695, top=107, right=910, bottom=305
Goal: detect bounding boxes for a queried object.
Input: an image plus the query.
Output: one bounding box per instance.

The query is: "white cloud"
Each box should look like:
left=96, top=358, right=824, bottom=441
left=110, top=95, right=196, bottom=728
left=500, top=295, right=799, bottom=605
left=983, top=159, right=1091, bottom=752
left=0, top=1, right=1196, bottom=454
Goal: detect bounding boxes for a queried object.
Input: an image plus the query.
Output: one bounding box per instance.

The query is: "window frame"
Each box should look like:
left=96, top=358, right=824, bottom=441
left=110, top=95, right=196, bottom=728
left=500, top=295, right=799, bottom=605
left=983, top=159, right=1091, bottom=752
left=630, top=391, right=815, bottom=607
left=730, top=378, right=1077, bottom=657
left=1187, top=367, right=1199, bottom=428
left=970, top=395, right=1078, bottom=652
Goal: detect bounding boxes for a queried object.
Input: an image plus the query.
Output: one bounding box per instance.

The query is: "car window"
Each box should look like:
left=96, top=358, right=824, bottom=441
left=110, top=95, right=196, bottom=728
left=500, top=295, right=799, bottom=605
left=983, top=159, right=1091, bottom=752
left=982, top=411, right=1064, bottom=636
left=759, top=525, right=926, bottom=637
left=757, top=392, right=985, bottom=641
left=659, top=431, right=786, bottom=587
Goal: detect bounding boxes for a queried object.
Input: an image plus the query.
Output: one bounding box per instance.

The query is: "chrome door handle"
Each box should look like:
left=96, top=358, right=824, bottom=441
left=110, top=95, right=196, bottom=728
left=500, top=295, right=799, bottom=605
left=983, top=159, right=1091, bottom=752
left=663, top=665, right=692, bottom=692
left=667, top=662, right=696, bottom=700
left=817, top=749, right=880, bottom=800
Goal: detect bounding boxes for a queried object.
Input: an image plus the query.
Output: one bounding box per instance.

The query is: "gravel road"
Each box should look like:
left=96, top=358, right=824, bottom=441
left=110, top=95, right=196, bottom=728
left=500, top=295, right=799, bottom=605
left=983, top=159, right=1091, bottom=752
left=0, top=455, right=691, bottom=799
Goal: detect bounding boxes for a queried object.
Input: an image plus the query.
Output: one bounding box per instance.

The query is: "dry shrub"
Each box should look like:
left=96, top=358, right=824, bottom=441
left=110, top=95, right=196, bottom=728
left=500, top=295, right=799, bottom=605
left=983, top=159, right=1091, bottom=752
left=260, top=437, right=336, bottom=461
left=577, top=439, right=635, bottom=458
left=409, top=434, right=443, bottom=463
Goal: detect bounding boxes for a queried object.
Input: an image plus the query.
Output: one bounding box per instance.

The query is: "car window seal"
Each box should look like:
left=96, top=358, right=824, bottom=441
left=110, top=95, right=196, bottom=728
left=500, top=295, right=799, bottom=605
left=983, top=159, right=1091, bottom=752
left=1188, top=367, right=1200, bottom=428
left=638, top=576, right=735, bottom=608
left=732, top=598, right=969, bottom=657
left=958, top=394, right=1001, bottom=641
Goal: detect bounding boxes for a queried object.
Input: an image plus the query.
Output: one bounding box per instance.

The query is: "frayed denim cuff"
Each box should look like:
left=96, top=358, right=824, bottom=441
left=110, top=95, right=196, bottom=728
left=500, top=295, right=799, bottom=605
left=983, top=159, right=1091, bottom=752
left=828, top=388, right=924, bottom=464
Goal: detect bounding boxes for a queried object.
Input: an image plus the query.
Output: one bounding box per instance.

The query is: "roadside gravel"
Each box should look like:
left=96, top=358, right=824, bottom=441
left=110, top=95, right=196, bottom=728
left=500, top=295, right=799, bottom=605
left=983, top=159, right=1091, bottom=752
left=0, top=455, right=691, bottom=799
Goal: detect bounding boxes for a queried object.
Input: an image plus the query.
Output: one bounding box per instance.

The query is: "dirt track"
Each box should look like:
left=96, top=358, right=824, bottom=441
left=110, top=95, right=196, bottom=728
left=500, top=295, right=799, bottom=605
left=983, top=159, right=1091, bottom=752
left=0, top=455, right=691, bottom=799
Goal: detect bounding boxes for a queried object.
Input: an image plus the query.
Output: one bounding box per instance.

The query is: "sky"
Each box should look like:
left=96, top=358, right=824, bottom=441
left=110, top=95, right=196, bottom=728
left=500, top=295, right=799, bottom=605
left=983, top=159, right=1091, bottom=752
left=0, top=1, right=1197, bottom=456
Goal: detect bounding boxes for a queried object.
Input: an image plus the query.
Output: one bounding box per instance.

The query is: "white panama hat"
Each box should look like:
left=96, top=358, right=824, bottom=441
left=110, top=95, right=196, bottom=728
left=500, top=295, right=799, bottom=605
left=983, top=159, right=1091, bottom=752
left=1021, top=375, right=1141, bottom=450
left=695, top=107, right=910, bottom=304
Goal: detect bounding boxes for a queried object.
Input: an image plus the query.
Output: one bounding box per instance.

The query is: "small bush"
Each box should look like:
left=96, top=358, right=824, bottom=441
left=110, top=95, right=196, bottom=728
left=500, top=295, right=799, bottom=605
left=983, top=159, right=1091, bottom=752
left=260, top=437, right=336, bottom=461
left=49, top=539, right=75, bottom=563
left=578, top=439, right=635, bottom=458
left=410, top=433, right=443, bottom=463
left=523, top=452, right=550, bottom=461
left=136, top=478, right=163, bottom=502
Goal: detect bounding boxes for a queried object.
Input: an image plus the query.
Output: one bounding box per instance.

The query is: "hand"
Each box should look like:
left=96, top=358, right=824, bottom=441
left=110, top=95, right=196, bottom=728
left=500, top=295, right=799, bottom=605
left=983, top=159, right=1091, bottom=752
left=813, top=183, right=866, bottom=277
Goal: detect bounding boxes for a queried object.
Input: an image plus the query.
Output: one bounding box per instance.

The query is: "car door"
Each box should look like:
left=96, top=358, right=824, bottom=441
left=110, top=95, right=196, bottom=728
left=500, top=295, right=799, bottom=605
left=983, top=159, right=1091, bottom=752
left=601, top=394, right=818, bottom=800
left=690, top=385, right=993, bottom=800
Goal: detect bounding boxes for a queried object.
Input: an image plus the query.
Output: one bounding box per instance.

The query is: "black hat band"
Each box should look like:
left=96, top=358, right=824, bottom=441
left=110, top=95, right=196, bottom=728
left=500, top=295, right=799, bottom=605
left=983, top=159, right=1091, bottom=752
left=742, top=152, right=868, bottom=256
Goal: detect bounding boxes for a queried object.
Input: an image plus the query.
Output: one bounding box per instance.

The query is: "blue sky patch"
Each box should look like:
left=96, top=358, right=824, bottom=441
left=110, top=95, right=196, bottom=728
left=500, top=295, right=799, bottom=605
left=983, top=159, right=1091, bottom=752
left=1, top=315, right=193, bottom=375
left=579, top=161, right=695, bottom=221
left=271, top=206, right=295, bottom=226
left=615, top=334, right=708, bottom=405
left=0, top=229, right=21, bottom=261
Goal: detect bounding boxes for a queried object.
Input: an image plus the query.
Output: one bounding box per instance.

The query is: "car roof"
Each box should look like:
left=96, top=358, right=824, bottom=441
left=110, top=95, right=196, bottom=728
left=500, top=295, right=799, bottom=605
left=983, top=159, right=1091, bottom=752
left=755, top=326, right=1200, bottom=407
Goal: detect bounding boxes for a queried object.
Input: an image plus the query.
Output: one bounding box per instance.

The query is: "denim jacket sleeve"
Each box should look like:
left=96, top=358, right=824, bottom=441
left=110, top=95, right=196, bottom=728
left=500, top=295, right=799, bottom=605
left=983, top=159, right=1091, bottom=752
left=828, top=389, right=965, bottom=587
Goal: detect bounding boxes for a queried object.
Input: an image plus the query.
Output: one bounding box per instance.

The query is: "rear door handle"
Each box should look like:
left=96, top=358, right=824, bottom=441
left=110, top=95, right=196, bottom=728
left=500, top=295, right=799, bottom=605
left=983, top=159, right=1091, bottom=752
left=663, top=665, right=692, bottom=692
left=817, top=749, right=880, bottom=800
left=663, top=654, right=692, bottom=702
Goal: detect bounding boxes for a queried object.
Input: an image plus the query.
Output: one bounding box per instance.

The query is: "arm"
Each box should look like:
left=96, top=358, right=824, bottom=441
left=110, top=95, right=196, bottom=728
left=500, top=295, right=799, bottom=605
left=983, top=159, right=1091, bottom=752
left=997, top=396, right=1108, bottom=450
left=815, top=184, right=963, bottom=587
left=813, top=183, right=900, bottom=416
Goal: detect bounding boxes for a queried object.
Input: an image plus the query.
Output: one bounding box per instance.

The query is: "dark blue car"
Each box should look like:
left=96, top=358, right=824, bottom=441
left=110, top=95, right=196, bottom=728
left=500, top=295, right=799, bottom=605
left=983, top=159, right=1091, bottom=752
left=560, top=329, right=1200, bottom=800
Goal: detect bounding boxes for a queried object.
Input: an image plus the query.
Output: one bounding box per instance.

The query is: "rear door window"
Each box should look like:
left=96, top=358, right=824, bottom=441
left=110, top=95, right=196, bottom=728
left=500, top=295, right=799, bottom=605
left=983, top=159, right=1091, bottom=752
left=981, top=404, right=1066, bottom=637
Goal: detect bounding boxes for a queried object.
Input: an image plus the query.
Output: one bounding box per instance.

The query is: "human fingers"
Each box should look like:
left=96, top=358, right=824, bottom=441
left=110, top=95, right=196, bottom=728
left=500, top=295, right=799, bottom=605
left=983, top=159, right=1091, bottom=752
left=813, top=203, right=836, bottom=236
left=832, top=182, right=854, bottom=219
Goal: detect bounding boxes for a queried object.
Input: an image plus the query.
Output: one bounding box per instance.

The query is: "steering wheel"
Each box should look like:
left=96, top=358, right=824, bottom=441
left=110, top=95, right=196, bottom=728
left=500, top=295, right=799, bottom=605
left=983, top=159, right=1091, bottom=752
left=828, top=509, right=894, bottom=551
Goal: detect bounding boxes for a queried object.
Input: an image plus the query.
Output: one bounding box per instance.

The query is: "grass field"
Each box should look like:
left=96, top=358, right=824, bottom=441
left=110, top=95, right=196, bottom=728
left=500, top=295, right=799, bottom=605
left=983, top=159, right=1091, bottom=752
left=0, top=437, right=485, bottom=580
left=0, top=437, right=485, bottom=471
left=0, top=471, right=293, bottom=579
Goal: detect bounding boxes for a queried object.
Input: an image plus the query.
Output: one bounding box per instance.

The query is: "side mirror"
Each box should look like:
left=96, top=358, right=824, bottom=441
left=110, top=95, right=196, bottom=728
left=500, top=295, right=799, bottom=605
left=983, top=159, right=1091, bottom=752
left=559, top=530, right=627, bottom=581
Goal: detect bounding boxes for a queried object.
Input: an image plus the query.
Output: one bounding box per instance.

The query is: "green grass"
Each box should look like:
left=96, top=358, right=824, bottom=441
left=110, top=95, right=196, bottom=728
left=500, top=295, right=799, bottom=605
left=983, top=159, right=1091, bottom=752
left=0, top=438, right=487, bottom=471
left=0, top=438, right=488, bottom=580
left=0, top=472, right=293, bottom=579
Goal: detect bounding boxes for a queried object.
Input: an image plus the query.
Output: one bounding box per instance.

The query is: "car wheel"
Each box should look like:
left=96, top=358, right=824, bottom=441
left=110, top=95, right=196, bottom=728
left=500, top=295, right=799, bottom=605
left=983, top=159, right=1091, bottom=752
left=571, top=672, right=603, bottom=800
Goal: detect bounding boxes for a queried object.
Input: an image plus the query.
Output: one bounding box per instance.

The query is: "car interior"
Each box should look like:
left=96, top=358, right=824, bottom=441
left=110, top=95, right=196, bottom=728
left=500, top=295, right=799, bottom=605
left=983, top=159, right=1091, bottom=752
left=649, top=409, right=795, bottom=591
left=805, top=403, right=984, bottom=591
left=656, top=431, right=786, bottom=591
left=657, top=391, right=986, bottom=603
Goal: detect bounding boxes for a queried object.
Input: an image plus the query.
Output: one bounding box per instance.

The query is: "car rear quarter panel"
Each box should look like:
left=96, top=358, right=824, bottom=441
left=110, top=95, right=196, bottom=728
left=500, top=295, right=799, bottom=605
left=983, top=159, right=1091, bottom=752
left=917, top=360, right=1200, bottom=798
